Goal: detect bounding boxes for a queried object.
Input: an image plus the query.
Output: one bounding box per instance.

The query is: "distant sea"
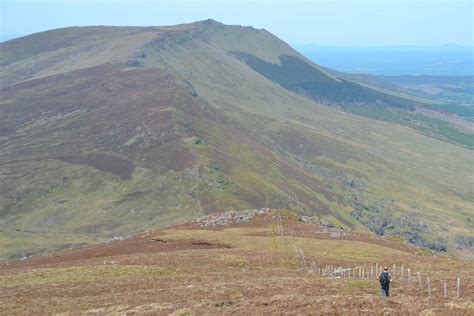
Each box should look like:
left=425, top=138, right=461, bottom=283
left=294, top=45, right=474, bottom=76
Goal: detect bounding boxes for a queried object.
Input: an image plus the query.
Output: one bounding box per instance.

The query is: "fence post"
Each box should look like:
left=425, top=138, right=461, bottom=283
left=401, top=264, right=404, bottom=281
left=427, top=276, right=431, bottom=298
left=457, top=278, right=460, bottom=299
left=418, top=272, right=422, bottom=289
left=295, top=247, right=307, bottom=271
left=392, top=264, right=396, bottom=281
left=371, top=265, right=373, bottom=278
left=375, top=262, right=378, bottom=275
left=444, top=282, right=447, bottom=298
left=408, top=268, right=411, bottom=285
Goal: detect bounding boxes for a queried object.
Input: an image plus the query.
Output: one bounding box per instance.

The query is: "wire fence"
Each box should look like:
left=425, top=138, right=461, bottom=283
left=274, top=212, right=465, bottom=300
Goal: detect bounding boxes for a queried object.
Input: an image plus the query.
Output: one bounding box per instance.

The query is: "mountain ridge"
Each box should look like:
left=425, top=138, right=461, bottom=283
left=0, top=20, right=473, bottom=261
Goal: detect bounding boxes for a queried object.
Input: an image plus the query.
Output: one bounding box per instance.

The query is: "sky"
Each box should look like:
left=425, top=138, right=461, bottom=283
left=1, top=0, right=473, bottom=46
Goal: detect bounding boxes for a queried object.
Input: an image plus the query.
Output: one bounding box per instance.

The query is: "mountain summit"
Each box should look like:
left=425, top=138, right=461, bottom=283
left=0, top=21, right=472, bottom=260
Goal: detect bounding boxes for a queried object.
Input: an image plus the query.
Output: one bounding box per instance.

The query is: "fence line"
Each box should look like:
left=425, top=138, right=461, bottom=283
left=290, top=259, right=463, bottom=299
left=273, top=211, right=465, bottom=300
left=457, top=278, right=460, bottom=299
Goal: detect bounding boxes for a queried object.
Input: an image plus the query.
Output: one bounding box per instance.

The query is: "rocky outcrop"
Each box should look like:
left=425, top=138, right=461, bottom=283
left=197, top=209, right=269, bottom=227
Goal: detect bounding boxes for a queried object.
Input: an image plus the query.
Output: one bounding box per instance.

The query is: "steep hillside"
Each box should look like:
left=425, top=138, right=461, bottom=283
left=0, top=20, right=473, bottom=261
left=1, top=210, right=473, bottom=314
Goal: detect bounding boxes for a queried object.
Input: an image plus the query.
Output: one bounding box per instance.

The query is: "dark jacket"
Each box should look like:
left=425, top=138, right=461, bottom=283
left=379, top=271, right=392, bottom=287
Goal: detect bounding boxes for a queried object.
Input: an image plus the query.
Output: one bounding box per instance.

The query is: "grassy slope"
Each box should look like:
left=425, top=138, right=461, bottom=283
left=0, top=26, right=159, bottom=85
left=229, top=51, right=473, bottom=149
left=1, top=210, right=473, bottom=314
left=145, top=22, right=473, bottom=253
left=0, top=21, right=473, bottom=261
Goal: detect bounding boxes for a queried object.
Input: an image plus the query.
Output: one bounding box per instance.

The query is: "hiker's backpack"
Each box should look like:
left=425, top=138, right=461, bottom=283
left=380, top=272, right=390, bottom=286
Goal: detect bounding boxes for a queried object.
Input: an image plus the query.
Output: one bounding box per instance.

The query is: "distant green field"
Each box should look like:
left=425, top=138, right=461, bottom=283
left=382, top=75, right=474, bottom=121
left=431, top=103, right=474, bottom=121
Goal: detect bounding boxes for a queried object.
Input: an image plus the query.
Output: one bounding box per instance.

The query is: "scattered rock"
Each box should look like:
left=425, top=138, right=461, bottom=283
left=197, top=209, right=269, bottom=227
left=194, top=138, right=205, bottom=145
left=298, top=215, right=318, bottom=224
left=108, top=236, right=124, bottom=242
left=343, top=179, right=363, bottom=190
left=456, top=234, right=474, bottom=249
left=330, top=231, right=347, bottom=238
left=320, top=219, right=335, bottom=228
left=104, top=260, right=120, bottom=265
left=298, top=215, right=311, bottom=223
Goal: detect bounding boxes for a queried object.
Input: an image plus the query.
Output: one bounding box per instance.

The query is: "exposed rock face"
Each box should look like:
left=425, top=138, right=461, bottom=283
left=320, top=219, right=336, bottom=228
left=456, top=234, right=474, bottom=249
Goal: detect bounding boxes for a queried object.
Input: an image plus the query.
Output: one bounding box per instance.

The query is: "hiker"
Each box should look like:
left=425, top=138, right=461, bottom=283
left=379, top=266, right=392, bottom=297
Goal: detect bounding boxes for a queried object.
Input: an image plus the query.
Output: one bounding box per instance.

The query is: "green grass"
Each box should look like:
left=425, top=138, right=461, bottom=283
left=1, top=22, right=473, bottom=261
left=162, top=226, right=410, bottom=262
left=432, top=103, right=474, bottom=121
left=0, top=26, right=158, bottom=85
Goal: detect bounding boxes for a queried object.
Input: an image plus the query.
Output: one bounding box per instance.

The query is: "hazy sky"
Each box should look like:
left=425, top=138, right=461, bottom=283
left=1, top=0, right=473, bottom=46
